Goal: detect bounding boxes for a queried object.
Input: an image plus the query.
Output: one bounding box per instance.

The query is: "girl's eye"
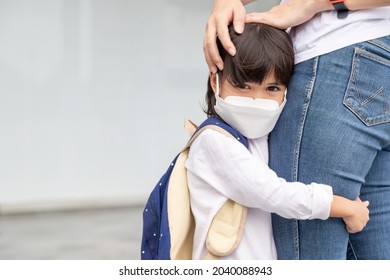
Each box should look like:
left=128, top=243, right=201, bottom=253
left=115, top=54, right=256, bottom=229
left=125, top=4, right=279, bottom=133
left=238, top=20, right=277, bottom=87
left=267, top=86, right=281, bottom=92
left=234, top=83, right=250, bottom=90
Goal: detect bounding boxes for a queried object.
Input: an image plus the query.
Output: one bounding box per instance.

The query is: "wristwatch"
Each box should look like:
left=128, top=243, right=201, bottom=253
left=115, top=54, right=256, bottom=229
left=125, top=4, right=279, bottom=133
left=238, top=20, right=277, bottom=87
left=328, top=0, right=349, bottom=19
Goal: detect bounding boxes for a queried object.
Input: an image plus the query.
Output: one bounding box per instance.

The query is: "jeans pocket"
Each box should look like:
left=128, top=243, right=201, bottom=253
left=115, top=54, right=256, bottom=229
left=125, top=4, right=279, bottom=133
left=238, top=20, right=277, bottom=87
left=343, top=47, right=390, bottom=126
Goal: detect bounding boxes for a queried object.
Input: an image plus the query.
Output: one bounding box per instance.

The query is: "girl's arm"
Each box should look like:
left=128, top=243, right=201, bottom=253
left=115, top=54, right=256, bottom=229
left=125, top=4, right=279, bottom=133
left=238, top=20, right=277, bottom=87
left=188, top=129, right=369, bottom=233
left=330, top=196, right=369, bottom=233
left=187, top=129, right=333, bottom=220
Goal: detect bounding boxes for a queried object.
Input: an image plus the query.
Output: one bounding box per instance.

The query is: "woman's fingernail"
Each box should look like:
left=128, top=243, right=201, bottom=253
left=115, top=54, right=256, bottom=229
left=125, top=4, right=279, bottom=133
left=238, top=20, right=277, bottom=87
left=236, top=24, right=244, bottom=33
left=228, top=47, right=236, bottom=56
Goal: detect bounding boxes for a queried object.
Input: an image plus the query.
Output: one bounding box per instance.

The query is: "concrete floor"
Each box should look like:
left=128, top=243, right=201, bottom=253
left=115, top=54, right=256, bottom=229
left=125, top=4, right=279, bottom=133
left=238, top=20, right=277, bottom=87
left=0, top=206, right=143, bottom=260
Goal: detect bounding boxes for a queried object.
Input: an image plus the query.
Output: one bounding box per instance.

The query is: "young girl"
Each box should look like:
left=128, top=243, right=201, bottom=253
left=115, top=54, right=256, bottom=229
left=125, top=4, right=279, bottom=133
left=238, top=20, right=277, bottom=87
left=185, top=23, right=369, bottom=260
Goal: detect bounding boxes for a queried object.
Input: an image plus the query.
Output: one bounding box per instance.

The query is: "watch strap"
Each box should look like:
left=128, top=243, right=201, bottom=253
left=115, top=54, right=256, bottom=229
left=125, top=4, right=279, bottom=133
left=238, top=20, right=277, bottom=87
left=328, top=0, right=349, bottom=19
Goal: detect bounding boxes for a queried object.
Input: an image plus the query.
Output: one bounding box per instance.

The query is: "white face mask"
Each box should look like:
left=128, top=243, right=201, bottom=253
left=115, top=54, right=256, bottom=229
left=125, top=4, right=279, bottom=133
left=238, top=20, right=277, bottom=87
left=214, top=74, right=286, bottom=139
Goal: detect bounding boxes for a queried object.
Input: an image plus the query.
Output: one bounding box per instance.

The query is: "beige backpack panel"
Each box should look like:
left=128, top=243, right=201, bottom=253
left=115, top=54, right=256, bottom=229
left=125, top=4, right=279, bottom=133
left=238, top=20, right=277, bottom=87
left=166, top=119, right=247, bottom=260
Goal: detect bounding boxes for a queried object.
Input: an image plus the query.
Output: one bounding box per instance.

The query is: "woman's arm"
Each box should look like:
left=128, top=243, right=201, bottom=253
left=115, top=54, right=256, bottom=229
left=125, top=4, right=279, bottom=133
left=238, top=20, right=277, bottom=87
left=339, top=0, right=390, bottom=10
left=204, top=0, right=390, bottom=73
left=245, top=0, right=390, bottom=30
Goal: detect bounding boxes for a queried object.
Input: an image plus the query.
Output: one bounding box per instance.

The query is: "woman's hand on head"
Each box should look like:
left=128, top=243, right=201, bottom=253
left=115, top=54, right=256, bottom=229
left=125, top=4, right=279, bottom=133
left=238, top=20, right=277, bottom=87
left=203, top=0, right=247, bottom=73
left=203, top=0, right=334, bottom=73
left=245, top=0, right=332, bottom=30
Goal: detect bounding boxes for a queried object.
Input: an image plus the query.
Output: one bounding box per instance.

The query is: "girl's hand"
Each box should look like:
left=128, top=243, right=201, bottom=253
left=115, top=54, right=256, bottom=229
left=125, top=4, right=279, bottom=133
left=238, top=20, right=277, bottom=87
left=343, top=197, right=369, bottom=233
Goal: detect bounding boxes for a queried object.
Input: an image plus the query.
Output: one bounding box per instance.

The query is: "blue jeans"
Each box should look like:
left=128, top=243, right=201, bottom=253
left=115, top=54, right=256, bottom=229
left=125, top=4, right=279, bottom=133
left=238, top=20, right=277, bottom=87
left=269, top=35, right=390, bottom=260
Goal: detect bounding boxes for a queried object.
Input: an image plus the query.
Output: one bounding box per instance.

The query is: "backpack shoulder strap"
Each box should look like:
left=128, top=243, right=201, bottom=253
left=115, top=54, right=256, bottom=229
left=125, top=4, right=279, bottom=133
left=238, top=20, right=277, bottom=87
left=183, top=117, right=248, bottom=260
left=183, top=116, right=249, bottom=151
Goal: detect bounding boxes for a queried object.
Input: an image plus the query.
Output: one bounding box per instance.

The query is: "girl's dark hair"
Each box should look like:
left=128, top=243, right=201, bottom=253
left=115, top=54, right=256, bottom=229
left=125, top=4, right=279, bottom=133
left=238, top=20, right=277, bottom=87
left=204, top=23, right=294, bottom=117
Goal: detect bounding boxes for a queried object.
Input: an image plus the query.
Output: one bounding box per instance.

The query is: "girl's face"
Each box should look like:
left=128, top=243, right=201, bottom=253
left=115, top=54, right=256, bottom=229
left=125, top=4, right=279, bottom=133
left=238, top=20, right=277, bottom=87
left=211, top=72, right=286, bottom=105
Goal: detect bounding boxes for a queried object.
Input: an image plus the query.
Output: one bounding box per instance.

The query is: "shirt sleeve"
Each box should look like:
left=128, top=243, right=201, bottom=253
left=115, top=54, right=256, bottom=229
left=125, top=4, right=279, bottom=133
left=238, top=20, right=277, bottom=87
left=186, top=129, right=333, bottom=220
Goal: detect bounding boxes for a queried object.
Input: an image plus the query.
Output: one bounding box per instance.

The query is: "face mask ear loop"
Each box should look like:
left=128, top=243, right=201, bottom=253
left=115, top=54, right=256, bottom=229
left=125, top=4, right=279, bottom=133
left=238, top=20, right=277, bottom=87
left=215, top=73, right=220, bottom=97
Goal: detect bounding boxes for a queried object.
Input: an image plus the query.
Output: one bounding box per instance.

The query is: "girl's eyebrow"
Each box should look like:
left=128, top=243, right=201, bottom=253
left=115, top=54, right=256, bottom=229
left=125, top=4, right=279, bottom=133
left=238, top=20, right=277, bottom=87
left=265, top=82, right=283, bottom=86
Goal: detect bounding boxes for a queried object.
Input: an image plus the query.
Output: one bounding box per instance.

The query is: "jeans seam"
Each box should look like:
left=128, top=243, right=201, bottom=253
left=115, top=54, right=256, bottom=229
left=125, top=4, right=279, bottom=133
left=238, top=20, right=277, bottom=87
left=348, top=239, right=358, bottom=260
left=368, top=37, right=390, bottom=53
left=356, top=47, right=390, bottom=66
left=293, top=57, right=318, bottom=180
left=292, top=57, right=319, bottom=259
left=293, top=221, right=299, bottom=259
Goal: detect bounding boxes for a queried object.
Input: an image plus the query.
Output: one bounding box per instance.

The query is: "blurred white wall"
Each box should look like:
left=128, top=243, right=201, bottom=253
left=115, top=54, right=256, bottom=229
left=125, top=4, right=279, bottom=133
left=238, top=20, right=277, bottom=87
left=0, top=0, right=279, bottom=213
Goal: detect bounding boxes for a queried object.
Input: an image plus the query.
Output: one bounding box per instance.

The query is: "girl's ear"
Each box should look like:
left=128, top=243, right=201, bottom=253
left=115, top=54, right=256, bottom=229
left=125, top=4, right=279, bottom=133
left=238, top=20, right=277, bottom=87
left=210, top=72, right=218, bottom=94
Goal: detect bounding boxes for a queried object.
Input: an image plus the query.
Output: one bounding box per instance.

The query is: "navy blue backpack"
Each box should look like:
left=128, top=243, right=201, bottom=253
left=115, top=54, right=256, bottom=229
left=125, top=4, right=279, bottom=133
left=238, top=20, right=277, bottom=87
left=140, top=116, right=249, bottom=260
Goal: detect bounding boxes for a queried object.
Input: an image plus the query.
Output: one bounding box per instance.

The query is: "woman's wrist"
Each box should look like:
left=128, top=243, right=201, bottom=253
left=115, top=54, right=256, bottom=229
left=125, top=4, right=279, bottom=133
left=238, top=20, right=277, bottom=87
left=304, top=0, right=334, bottom=15
left=241, top=0, right=255, bottom=4
left=310, top=0, right=390, bottom=12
